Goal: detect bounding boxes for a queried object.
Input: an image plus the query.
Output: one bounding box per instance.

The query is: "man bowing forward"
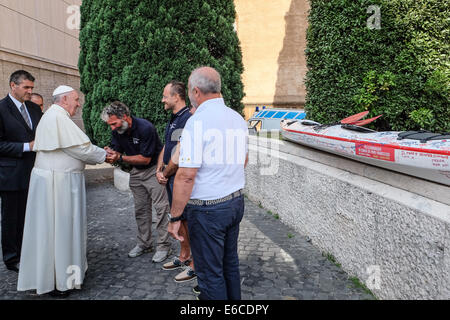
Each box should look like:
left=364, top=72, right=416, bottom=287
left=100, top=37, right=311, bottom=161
left=17, top=86, right=106, bottom=297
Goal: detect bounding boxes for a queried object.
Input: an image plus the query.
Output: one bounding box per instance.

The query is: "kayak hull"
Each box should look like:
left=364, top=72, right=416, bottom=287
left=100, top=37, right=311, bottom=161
left=281, top=120, right=450, bottom=186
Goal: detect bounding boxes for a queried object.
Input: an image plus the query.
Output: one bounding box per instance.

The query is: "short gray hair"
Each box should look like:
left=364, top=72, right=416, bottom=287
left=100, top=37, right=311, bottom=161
left=101, top=101, right=131, bottom=122
left=52, top=92, right=70, bottom=104
left=9, top=70, right=35, bottom=86
left=189, top=66, right=221, bottom=94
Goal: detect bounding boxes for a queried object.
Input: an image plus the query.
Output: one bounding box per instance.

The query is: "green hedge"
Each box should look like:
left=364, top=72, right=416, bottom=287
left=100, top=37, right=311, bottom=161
left=305, top=0, right=449, bottom=132
left=78, top=0, right=244, bottom=146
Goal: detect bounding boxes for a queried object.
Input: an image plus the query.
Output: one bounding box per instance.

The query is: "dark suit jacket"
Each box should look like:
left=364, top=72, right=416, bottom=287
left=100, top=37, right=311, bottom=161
left=0, top=95, right=43, bottom=191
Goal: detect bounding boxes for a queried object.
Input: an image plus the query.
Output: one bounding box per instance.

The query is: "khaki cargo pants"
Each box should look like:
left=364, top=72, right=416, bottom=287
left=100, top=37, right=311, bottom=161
left=129, top=165, right=170, bottom=252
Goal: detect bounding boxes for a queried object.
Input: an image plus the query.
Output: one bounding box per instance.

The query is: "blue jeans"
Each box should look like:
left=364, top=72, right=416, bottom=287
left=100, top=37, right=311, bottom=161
left=185, top=194, right=244, bottom=300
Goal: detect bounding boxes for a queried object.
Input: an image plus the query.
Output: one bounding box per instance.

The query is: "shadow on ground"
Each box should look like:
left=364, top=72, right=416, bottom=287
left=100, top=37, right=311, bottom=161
left=0, top=180, right=374, bottom=300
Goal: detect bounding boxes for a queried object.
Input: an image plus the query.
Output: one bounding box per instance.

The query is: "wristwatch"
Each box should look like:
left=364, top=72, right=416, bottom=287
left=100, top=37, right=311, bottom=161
left=168, top=213, right=183, bottom=223
left=119, top=154, right=123, bottom=162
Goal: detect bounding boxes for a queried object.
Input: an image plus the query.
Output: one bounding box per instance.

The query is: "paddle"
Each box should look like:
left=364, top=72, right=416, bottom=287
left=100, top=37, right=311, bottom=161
left=311, top=111, right=379, bottom=130
left=340, top=111, right=369, bottom=124
left=351, top=115, right=383, bottom=126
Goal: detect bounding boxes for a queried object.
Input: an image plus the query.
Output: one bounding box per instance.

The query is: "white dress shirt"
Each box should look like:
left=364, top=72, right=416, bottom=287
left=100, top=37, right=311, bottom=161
left=9, top=93, right=32, bottom=152
left=179, top=98, right=248, bottom=200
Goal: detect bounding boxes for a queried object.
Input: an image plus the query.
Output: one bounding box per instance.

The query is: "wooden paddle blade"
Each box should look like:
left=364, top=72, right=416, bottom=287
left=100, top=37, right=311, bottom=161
left=340, top=111, right=369, bottom=124
left=352, top=115, right=383, bottom=126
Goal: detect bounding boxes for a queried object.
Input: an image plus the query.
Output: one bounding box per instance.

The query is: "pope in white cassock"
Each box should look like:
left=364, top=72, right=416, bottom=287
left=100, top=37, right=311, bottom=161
left=17, top=85, right=107, bottom=296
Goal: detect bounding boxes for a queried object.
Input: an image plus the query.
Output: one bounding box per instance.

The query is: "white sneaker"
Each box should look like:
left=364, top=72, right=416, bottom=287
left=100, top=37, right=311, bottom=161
left=152, top=249, right=170, bottom=263
left=128, top=245, right=152, bottom=258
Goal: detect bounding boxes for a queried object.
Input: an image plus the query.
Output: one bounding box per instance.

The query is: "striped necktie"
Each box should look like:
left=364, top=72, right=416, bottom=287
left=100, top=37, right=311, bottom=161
left=20, top=103, right=32, bottom=129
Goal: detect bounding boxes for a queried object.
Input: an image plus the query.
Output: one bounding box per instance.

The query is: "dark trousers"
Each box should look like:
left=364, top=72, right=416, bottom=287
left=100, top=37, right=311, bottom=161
left=186, top=194, right=244, bottom=300
left=0, top=190, right=28, bottom=267
left=166, top=175, right=175, bottom=207
left=167, top=175, right=187, bottom=221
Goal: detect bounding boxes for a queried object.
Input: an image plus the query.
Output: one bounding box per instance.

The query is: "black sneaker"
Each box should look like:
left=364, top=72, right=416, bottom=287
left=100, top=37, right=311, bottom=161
left=48, top=290, right=72, bottom=298
left=193, top=285, right=200, bottom=295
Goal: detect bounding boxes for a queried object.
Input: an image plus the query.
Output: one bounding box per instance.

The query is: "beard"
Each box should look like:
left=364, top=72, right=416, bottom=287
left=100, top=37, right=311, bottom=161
left=116, top=120, right=129, bottom=134
left=165, top=102, right=175, bottom=111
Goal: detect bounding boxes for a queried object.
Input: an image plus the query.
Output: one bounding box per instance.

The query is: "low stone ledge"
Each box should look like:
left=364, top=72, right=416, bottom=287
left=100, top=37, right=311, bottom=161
left=85, top=163, right=114, bottom=185
left=246, top=136, right=450, bottom=299
left=249, top=135, right=449, bottom=206
left=113, top=167, right=130, bottom=192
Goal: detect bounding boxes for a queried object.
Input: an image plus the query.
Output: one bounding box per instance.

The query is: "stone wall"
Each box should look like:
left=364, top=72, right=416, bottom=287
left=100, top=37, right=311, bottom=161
left=235, top=0, right=310, bottom=118
left=2, top=0, right=311, bottom=123
left=0, top=50, right=84, bottom=129
left=245, top=136, right=450, bottom=299
left=0, top=0, right=84, bottom=129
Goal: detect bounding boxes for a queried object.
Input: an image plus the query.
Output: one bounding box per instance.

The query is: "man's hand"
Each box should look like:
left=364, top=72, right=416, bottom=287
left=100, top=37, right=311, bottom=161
left=104, top=146, right=120, bottom=164
left=104, top=146, right=114, bottom=155
left=168, top=220, right=184, bottom=242
left=29, top=140, right=34, bottom=151
left=156, top=171, right=168, bottom=185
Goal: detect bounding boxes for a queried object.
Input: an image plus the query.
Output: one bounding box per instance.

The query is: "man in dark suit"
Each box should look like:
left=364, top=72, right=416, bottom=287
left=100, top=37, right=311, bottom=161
left=0, top=70, right=42, bottom=272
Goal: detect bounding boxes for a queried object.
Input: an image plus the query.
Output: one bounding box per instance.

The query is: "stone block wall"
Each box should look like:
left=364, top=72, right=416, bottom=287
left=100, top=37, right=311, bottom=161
left=0, top=0, right=84, bottom=130
left=0, top=51, right=84, bottom=130
left=245, top=136, right=450, bottom=299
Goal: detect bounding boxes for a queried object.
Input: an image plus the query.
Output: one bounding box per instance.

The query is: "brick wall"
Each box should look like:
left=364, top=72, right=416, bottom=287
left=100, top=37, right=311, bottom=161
left=0, top=0, right=84, bottom=129
left=0, top=50, right=84, bottom=130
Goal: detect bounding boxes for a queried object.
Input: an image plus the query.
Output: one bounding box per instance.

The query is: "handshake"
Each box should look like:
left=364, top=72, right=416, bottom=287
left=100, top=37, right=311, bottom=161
left=104, top=146, right=120, bottom=164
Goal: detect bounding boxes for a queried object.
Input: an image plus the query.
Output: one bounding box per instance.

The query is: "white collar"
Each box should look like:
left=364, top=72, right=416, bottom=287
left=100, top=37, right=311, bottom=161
left=8, top=93, right=24, bottom=110
left=51, top=104, right=71, bottom=117
left=196, top=98, right=225, bottom=113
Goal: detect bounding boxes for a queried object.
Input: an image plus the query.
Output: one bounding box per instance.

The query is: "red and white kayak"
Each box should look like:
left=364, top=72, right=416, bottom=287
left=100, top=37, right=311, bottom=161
left=281, top=119, right=450, bottom=186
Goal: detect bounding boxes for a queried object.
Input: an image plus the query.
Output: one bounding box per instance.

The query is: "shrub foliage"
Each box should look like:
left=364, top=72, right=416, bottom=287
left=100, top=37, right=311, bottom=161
left=305, top=0, right=449, bottom=132
left=79, top=0, right=244, bottom=146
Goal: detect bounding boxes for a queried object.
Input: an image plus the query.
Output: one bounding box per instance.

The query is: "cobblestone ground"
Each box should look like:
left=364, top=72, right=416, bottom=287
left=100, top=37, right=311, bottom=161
left=0, top=181, right=375, bottom=300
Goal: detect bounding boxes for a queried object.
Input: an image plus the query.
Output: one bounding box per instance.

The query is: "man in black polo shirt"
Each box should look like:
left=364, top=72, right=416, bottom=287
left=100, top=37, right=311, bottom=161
left=155, top=81, right=196, bottom=283
left=101, top=101, right=171, bottom=263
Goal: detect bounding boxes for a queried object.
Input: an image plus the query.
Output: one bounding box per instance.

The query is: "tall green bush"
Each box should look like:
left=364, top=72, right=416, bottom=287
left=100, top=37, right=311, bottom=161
left=305, top=0, right=449, bottom=132
left=79, top=0, right=244, bottom=146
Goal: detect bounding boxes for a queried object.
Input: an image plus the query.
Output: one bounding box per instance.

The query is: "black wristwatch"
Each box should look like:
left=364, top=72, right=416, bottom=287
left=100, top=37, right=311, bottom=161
left=168, top=213, right=183, bottom=223
left=119, top=154, right=123, bottom=162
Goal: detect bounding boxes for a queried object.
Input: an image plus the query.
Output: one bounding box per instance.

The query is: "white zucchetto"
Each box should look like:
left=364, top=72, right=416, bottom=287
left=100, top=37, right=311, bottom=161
left=52, top=85, right=75, bottom=96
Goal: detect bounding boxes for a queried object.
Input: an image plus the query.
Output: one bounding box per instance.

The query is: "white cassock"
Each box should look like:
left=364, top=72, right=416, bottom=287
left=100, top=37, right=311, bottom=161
left=17, top=104, right=106, bottom=294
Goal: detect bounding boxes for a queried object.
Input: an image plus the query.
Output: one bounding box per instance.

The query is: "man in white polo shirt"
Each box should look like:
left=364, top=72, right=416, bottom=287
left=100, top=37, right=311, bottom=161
left=168, top=66, right=248, bottom=300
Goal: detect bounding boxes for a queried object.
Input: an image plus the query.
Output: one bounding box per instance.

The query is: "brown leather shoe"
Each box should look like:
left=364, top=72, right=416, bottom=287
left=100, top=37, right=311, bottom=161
left=162, top=258, right=191, bottom=271
left=174, top=267, right=197, bottom=283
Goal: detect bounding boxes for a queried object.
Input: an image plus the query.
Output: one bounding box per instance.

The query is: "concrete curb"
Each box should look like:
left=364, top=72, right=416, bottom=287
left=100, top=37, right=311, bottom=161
left=113, top=167, right=130, bottom=191
left=85, top=163, right=114, bottom=185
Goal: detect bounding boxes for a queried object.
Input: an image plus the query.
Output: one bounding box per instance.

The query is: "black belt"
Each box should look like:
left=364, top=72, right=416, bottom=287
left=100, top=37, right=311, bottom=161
left=188, top=189, right=243, bottom=206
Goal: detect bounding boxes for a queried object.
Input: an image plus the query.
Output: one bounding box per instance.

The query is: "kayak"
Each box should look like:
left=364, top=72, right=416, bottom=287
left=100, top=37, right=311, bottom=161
left=280, top=119, right=450, bottom=186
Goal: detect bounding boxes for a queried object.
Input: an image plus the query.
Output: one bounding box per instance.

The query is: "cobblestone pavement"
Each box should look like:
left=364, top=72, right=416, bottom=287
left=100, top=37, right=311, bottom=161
left=0, top=180, right=375, bottom=300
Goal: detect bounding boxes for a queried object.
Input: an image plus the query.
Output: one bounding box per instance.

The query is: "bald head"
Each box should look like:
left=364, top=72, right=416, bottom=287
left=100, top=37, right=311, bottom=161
left=188, top=66, right=221, bottom=94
